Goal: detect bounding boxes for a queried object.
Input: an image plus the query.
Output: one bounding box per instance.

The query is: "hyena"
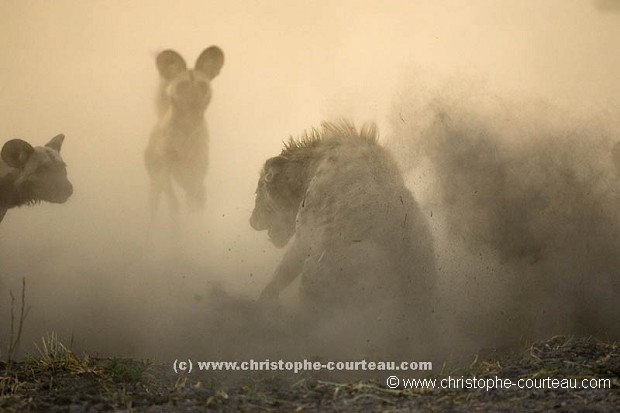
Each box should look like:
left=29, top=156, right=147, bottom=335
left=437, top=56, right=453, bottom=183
left=144, top=46, right=224, bottom=218
left=0, top=134, right=73, bottom=223
left=250, top=121, right=436, bottom=357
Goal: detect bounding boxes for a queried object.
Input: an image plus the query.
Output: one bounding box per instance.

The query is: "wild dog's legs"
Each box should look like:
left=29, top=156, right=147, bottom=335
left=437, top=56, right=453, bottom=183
left=163, top=177, right=179, bottom=215
left=184, top=182, right=206, bottom=211
left=174, top=167, right=206, bottom=211
left=147, top=170, right=179, bottom=224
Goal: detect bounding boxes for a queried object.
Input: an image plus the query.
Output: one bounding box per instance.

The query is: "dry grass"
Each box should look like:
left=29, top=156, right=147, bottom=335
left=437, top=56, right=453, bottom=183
left=4, top=278, right=31, bottom=366
left=0, top=334, right=617, bottom=412
left=30, top=331, right=100, bottom=375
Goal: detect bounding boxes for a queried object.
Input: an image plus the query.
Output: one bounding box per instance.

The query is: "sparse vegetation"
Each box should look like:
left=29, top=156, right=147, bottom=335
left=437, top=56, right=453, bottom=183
left=105, top=358, right=151, bottom=383
left=5, top=278, right=31, bottom=366
left=0, top=278, right=617, bottom=412
left=30, top=331, right=99, bottom=375
left=0, top=376, right=23, bottom=398
left=0, top=335, right=617, bottom=411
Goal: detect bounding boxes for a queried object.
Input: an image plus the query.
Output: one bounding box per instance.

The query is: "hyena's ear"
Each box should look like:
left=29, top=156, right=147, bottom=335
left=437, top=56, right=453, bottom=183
left=156, top=50, right=187, bottom=80
left=45, top=134, right=65, bottom=152
left=195, top=46, right=224, bottom=80
left=264, top=156, right=287, bottom=183
left=1, top=139, right=35, bottom=168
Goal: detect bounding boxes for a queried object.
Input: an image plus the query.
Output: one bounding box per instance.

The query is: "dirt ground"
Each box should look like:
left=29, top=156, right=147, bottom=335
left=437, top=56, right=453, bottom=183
left=1, top=335, right=618, bottom=412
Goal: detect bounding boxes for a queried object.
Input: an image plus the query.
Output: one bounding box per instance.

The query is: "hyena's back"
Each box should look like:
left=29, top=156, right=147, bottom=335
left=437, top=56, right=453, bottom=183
left=250, top=121, right=437, bottom=358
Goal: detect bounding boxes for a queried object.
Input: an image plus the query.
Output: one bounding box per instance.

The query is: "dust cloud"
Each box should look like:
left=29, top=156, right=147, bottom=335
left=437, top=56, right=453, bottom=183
left=390, top=81, right=620, bottom=353
left=1, top=0, right=619, bottom=368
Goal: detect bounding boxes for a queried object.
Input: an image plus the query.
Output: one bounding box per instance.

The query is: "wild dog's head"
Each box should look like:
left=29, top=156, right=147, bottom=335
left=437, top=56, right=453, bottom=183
left=1, top=134, right=73, bottom=206
left=156, top=46, right=224, bottom=115
left=250, top=156, right=306, bottom=248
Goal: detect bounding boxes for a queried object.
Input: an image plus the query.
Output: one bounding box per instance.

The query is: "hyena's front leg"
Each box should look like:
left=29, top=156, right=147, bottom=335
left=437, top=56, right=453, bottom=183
left=259, top=239, right=307, bottom=302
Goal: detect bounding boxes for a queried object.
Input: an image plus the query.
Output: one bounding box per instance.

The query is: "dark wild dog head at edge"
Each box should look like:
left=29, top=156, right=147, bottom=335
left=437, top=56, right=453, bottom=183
left=0, top=134, right=73, bottom=223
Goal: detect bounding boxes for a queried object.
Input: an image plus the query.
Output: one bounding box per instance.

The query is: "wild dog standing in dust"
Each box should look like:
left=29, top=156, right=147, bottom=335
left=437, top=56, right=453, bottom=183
left=250, top=121, right=437, bottom=358
left=145, top=46, right=224, bottom=222
left=0, top=134, right=73, bottom=224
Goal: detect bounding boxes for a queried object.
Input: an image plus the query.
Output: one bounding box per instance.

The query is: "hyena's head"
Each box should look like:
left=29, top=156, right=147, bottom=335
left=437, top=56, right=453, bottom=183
left=156, top=46, right=224, bottom=115
left=1, top=134, right=73, bottom=205
left=250, top=156, right=306, bottom=247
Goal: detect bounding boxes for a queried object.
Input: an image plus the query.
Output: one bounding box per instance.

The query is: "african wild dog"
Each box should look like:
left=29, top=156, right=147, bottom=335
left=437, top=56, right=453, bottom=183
left=144, top=46, right=224, bottom=218
left=250, top=121, right=436, bottom=357
left=0, top=135, right=73, bottom=223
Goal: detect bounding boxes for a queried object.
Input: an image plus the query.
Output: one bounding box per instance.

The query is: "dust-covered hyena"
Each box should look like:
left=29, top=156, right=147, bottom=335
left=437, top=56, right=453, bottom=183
left=0, top=134, right=73, bottom=223
left=144, top=47, right=224, bottom=217
left=250, top=121, right=436, bottom=356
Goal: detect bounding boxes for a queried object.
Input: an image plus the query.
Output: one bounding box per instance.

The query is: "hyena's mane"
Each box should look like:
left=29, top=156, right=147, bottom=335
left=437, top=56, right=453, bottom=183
left=280, top=120, right=378, bottom=160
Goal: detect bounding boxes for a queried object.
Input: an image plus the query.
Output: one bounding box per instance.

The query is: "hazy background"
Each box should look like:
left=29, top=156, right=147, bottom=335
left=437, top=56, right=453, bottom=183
left=1, top=0, right=619, bottom=362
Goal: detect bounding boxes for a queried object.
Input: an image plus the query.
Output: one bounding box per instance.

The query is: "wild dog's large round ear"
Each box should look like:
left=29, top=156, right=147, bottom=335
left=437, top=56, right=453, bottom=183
left=195, top=46, right=224, bottom=80
left=156, top=49, right=187, bottom=80
left=263, top=156, right=287, bottom=183
left=1, top=139, right=35, bottom=168
left=45, top=134, right=65, bottom=152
